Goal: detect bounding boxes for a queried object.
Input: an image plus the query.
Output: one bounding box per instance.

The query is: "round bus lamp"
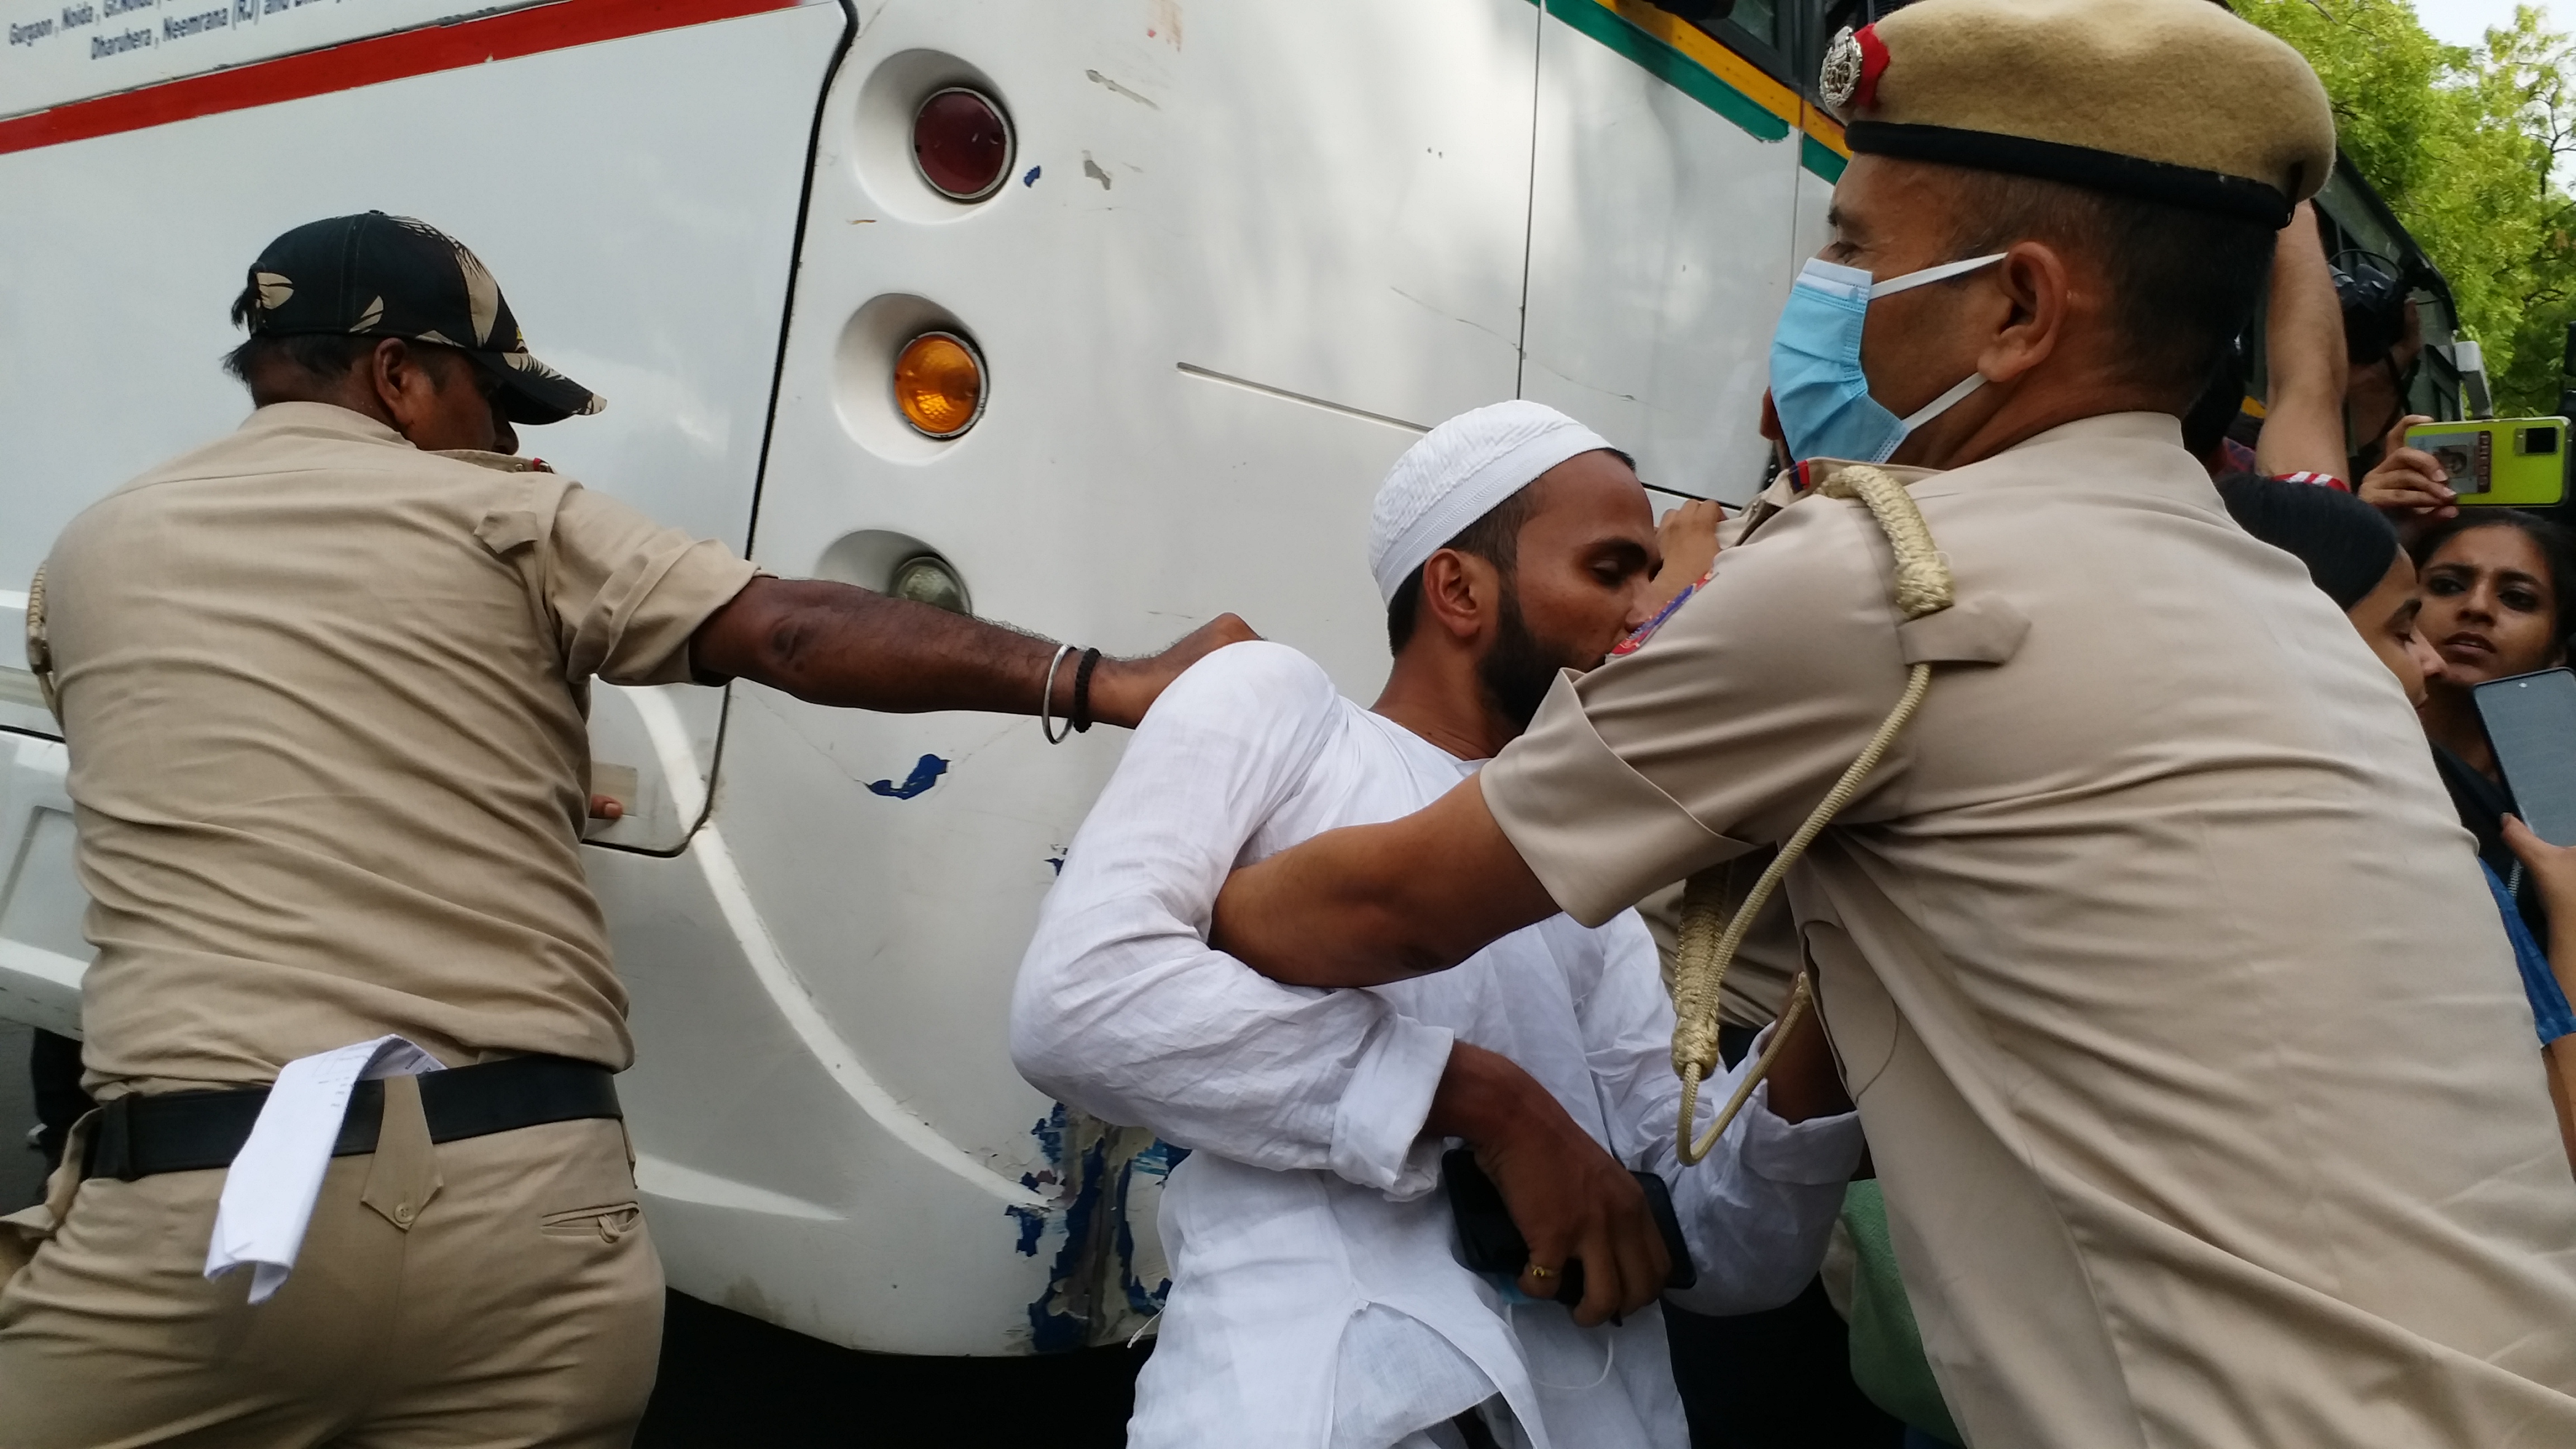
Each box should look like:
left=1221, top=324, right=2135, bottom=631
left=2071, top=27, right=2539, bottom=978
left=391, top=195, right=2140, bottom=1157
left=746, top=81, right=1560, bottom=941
left=892, top=330, right=986, bottom=439
left=889, top=554, right=970, bottom=615
left=912, top=87, right=1014, bottom=201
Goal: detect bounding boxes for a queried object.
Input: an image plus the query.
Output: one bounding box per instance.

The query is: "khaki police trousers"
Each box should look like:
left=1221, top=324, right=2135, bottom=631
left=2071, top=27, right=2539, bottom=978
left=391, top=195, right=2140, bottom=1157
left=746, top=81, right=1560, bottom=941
left=0, top=1108, right=662, bottom=1448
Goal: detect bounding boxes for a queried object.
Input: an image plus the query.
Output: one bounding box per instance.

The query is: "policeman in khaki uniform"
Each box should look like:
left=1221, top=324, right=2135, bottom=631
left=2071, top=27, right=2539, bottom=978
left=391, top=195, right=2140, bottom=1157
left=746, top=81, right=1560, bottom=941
left=0, top=213, right=1244, bottom=1446
left=1210, top=2, right=2576, bottom=1443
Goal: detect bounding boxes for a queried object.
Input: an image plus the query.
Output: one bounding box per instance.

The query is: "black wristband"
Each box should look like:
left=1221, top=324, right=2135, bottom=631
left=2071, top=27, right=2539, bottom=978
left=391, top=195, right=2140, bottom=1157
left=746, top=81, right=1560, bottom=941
left=1071, top=648, right=1102, bottom=733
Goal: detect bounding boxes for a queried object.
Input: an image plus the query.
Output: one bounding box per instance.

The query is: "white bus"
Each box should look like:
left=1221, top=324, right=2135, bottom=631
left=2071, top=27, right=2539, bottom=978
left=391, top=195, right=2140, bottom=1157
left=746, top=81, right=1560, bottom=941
left=0, top=0, right=2463, bottom=1361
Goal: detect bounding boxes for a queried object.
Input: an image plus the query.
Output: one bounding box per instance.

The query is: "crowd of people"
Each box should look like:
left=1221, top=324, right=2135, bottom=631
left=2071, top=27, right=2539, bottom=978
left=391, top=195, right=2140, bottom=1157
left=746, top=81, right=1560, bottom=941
left=6, top=0, right=2576, bottom=1446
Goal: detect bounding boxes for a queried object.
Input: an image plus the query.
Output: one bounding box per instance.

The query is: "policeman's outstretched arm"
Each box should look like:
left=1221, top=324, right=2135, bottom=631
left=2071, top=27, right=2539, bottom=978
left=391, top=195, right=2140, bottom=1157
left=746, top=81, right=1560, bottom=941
left=1211, top=772, right=1549, bottom=986
left=690, top=576, right=1256, bottom=727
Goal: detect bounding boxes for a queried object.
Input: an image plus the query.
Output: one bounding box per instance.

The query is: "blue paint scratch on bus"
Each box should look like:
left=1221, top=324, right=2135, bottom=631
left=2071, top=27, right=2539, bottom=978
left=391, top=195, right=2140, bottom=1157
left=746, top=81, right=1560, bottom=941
left=1114, top=1139, right=1186, bottom=1319
left=1019, top=1104, right=1108, bottom=1352
left=1012, top=1106, right=1183, bottom=1351
left=1006, top=1106, right=1067, bottom=1259
left=865, top=754, right=948, bottom=799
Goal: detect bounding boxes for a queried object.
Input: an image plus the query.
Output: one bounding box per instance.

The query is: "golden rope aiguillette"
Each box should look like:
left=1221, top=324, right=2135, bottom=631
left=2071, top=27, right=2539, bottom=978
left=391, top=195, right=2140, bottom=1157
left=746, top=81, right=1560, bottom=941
left=1670, top=465, right=1952, bottom=1164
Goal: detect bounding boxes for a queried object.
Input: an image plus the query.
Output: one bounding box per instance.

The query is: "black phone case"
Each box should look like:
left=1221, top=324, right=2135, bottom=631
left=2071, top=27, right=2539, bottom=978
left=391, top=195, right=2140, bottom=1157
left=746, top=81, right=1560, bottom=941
left=1442, top=1147, right=1698, bottom=1306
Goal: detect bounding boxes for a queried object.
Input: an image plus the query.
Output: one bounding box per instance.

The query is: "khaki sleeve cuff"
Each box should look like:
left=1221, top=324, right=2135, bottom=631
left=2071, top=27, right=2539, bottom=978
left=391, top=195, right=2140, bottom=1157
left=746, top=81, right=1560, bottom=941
left=613, top=546, right=765, bottom=686
left=1481, top=671, right=1751, bottom=927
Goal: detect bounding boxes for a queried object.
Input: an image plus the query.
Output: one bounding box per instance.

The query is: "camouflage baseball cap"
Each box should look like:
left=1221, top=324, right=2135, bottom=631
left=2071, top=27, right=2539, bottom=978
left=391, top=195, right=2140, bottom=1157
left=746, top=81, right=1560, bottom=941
left=236, top=212, right=605, bottom=425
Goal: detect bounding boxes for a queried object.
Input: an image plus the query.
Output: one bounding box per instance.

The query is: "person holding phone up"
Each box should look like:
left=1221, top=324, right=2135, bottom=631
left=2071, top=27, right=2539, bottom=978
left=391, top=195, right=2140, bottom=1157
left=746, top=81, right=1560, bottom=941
left=2359, top=413, right=2462, bottom=522
left=2411, top=512, right=2576, bottom=925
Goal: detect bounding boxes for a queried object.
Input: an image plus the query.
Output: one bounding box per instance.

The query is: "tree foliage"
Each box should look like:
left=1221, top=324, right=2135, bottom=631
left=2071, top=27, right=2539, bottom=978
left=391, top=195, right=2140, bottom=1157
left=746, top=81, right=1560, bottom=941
left=2238, top=1, right=2576, bottom=413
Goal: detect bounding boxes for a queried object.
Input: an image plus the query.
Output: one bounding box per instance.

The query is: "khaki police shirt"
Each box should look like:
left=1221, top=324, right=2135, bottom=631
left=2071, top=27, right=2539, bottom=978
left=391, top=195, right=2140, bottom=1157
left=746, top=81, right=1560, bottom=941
left=1484, top=413, right=2576, bottom=1446
left=42, top=402, right=759, bottom=1096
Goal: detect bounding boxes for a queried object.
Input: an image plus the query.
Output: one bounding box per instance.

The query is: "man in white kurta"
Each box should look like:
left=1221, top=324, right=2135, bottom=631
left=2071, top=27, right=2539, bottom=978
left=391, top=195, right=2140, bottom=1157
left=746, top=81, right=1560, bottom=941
left=1012, top=403, right=1863, bottom=1449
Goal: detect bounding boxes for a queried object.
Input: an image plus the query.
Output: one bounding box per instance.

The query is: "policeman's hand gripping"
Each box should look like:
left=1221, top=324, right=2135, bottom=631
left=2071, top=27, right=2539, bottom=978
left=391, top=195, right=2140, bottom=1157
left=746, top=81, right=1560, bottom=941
left=1669, top=464, right=1953, bottom=1164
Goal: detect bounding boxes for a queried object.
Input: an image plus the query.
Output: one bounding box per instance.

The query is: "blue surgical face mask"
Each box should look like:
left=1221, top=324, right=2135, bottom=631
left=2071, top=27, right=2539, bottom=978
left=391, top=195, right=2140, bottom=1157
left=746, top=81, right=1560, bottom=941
left=1768, top=253, right=2006, bottom=465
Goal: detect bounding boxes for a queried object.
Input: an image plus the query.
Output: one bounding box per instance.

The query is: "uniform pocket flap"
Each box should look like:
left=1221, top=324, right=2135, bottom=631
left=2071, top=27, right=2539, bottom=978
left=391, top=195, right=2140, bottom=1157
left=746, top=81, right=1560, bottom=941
left=1898, top=596, right=2029, bottom=667
left=474, top=507, right=546, bottom=557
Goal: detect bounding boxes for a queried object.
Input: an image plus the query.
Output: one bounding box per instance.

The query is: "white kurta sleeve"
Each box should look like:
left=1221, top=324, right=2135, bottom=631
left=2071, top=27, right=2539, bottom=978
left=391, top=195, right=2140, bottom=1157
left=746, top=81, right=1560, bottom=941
left=1578, top=912, right=1864, bottom=1314
left=1010, top=643, right=1454, bottom=1198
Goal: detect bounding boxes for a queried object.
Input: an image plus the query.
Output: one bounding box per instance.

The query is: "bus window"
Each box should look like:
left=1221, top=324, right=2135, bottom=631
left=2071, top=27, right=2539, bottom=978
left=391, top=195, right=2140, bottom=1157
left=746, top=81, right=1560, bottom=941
left=1729, top=0, right=1784, bottom=47
left=1673, top=0, right=1796, bottom=87
left=1819, top=0, right=1919, bottom=31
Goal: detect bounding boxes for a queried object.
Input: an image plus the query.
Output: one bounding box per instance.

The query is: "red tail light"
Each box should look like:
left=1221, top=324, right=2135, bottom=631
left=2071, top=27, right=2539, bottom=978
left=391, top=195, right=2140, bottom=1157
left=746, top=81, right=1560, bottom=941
left=913, top=87, right=1013, bottom=202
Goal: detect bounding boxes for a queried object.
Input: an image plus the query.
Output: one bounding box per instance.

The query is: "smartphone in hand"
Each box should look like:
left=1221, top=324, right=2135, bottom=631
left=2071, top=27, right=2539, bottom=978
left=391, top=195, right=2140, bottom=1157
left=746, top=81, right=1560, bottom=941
left=1443, top=1147, right=1698, bottom=1306
left=2405, top=418, right=2569, bottom=508
left=2476, top=668, right=2576, bottom=845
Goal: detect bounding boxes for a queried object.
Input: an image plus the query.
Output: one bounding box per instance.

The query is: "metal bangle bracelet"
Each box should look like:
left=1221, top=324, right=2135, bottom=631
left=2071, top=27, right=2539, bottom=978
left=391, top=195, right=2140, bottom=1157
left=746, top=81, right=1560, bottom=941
left=1039, top=643, right=1076, bottom=744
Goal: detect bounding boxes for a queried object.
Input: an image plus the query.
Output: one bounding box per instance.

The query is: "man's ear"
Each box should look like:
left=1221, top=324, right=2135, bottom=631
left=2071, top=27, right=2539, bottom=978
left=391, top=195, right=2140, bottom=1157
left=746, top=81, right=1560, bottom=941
left=370, top=339, right=447, bottom=442
left=1974, top=239, right=2073, bottom=389
left=1415, top=548, right=1499, bottom=644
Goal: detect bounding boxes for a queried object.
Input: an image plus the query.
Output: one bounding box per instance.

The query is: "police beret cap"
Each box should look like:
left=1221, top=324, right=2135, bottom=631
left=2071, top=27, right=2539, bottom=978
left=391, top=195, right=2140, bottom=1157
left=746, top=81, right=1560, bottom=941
left=1820, top=0, right=2337, bottom=227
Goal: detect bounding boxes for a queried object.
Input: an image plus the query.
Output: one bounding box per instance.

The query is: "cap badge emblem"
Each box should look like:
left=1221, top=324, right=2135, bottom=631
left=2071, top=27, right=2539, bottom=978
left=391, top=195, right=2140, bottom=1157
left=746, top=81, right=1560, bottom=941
left=1819, top=24, right=1890, bottom=114
left=1819, top=27, right=1864, bottom=107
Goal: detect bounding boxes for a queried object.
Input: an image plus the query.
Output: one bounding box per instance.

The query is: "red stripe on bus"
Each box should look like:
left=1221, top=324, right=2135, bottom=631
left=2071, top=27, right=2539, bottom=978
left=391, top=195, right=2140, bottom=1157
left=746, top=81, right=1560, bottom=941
left=0, top=0, right=801, bottom=155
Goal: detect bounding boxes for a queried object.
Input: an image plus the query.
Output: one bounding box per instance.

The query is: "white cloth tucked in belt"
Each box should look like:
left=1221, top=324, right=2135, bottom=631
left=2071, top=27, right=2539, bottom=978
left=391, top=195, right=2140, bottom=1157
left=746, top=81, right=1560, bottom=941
left=203, top=1035, right=444, bottom=1303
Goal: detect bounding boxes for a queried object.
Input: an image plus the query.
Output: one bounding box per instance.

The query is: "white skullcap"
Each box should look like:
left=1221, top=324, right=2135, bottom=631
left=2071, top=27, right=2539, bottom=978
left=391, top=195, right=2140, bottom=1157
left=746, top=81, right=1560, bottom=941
left=1368, top=400, right=1614, bottom=602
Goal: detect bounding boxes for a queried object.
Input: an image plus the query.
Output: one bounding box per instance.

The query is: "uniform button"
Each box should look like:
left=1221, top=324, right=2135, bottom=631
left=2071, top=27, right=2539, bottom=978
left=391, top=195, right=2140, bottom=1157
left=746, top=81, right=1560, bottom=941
left=394, top=1203, right=415, bottom=1225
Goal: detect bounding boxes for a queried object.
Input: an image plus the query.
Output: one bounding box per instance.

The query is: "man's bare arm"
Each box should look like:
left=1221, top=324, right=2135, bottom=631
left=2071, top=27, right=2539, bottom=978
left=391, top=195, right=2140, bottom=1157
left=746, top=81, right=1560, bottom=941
left=1210, top=774, right=1556, bottom=987
left=690, top=577, right=1254, bottom=727
left=2253, top=201, right=2352, bottom=479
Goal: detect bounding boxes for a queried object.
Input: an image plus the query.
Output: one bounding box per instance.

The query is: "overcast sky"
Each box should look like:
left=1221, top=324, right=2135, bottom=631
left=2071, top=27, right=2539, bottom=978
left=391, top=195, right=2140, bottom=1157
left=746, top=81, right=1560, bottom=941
left=2411, top=0, right=2554, bottom=48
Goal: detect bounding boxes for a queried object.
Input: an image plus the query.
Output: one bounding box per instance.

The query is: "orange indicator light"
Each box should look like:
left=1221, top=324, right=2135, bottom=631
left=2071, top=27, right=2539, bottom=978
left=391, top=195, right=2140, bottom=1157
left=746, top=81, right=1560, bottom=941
left=892, top=331, right=986, bottom=439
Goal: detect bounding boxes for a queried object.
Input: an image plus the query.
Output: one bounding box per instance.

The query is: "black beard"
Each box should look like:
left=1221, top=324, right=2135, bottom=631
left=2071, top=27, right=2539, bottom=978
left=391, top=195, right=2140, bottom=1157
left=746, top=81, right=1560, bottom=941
left=1478, top=589, right=1587, bottom=732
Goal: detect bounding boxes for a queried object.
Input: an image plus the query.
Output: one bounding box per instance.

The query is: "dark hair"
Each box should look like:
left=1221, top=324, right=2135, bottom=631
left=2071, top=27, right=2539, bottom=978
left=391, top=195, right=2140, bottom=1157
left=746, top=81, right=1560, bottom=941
left=1385, top=489, right=1540, bottom=655
left=2409, top=510, right=2576, bottom=653
left=1946, top=169, right=2277, bottom=404
left=221, top=278, right=371, bottom=385
left=220, top=333, right=381, bottom=386
left=2214, top=473, right=2398, bottom=611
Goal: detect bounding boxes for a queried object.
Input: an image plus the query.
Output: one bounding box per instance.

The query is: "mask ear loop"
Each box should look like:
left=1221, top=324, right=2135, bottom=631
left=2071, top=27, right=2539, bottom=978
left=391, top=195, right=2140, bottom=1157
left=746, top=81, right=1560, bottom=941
left=1855, top=254, right=2005, bottom=462
left=1867, top=252, right=2007, bottom=299
left=1897, top=372, right=1987, bottom=433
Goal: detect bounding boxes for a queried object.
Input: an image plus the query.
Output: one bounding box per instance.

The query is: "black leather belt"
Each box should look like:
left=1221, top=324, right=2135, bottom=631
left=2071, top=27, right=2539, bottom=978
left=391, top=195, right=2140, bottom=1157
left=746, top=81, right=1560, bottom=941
left=82, top=1054, right=621, bottom=1182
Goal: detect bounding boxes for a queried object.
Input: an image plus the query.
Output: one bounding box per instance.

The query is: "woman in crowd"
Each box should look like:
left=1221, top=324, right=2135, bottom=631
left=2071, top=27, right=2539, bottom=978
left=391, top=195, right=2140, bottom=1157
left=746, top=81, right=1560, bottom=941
left=2409, top=512, right=2576, bottom=922
left=2219, top=478, right=2576, bottom=1168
